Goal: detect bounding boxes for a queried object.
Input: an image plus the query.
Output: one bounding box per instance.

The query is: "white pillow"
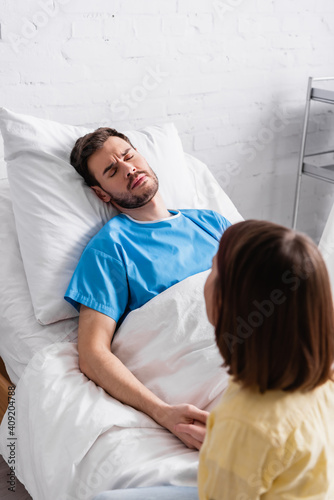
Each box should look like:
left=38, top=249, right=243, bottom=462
left=183, top=152, right=243, bottom=225
left=0, top=108, right=208, bottom=324
left=0, top=179, right=78, bottom=385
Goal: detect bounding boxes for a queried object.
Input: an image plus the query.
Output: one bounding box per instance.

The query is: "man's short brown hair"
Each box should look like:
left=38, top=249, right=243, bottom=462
left=70, top=127, right=134, bottom=187
left=215, top=219, right=334, bottom=393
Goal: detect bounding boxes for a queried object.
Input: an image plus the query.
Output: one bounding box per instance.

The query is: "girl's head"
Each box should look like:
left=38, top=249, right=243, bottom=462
left=204, top=220, right=334, bottom=393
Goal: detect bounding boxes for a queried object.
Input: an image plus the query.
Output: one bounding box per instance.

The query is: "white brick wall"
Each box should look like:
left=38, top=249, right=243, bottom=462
left=0, top=0, right=334, bottom=242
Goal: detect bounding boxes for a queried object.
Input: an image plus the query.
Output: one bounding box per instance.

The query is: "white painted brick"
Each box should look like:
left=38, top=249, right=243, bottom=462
left=194, top=132, right=216, bottom=151
left=61, top=39, right=117, bottom=61
left=105, top=97, right=167, bottom=123
left=314, top=183, right=334, bottom=203
left=1, top=5, right=71, bottom=47
left=231, top=174, right=276, bottom=212
left=178, top=0, right=214, bottom=14
left=204, top=90, right=254, bottom=109
left=321, top=15, right=334, bottom=34
left=119, top=39, right=166, bottom=58
left=20, top=66, right=50, bottom=84
left=49, top=62, right=89, bottom=84
left=160, top=55, right=201, bottom=78
left=166, top=96, right=203, bottom=116
left=274, top=0, right=308, bottom=13
left=232, top=107, right=266, bottom=129
left=279, top=120, right=303, bottom=139
left=169, top=76, right=221, bottom=96
left=188, top=14, right=213, bottom=34
left=212, top=14, right=238, bottom=35
left=315, top=0, right=334, bottom=12
left=103, top=15, right=133, bottom=39
left=129, top=98, right=167, bottom=120
left=297, top=47, right=331, bottom=67
left=306, top=130, right=333, bottom=153
left=222, top=35, right=269, bottom=59
left=281, top=16, right=299, bottom=34
left=283, top=14, right=327, bottom=34
left=216, top=127, right=242, bottom=147
left=134, top=15, right=162, bottom=38
left=257, top=17, right=280, bottom=33
left=199, top=143, right=241, bottom=167
left=72, top=18, right=103, bottom=38
left=238, top=17, right=257, bottom=36
left=86, top=59, right=141, bottom=84
left=211, top=0, right=248, bottom=21
left=120, top=0, right=177, bottom=14
left=0, top=69, right=20, bottom=85
left=61, top=0, right=120, bottom=14
left=199, top=56, right=231, bottom=75
left=28, top=83, right=98, bottom=107
left=46, top=105, right=100, bottom=126
left=271, top=34, right=312, bottom=50
left=1, top=1, right=32, bottom=18
left=256, top=0, right=275, bottom=13
left=318, top=111, right=334, bottom=132
left=177, top=37, right=219, bottom=56
left=162, top=15, right=187, bottom=37
left=203, top=115, right=230, bottom=130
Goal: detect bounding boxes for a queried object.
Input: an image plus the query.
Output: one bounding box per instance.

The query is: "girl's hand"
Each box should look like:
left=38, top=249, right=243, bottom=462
left=155, top=403, right=209, bottom=450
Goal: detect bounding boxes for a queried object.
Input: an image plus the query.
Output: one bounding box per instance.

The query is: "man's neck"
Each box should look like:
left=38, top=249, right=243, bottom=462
left=117, top=192, right=171, bottom=222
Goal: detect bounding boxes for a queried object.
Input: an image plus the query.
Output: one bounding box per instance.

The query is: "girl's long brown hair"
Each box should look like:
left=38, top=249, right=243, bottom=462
left=215, top=220, right=334, bottom=393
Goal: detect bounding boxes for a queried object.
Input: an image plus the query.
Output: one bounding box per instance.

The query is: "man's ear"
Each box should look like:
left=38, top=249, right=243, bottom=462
left=91, top=186, right=111, bottom=203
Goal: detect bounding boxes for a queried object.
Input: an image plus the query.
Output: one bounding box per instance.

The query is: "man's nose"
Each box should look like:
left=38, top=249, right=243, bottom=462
left=119, top=161, right=136, bottom=176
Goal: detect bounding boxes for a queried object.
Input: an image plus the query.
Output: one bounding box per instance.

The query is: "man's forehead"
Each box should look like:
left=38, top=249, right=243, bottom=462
left=88, top=136, right=131, bottom=171
left=102, top=135, right=131, bottom=153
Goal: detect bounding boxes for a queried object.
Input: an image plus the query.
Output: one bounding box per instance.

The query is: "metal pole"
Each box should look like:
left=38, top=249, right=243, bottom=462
left=292, top=77, right=314, bottom=230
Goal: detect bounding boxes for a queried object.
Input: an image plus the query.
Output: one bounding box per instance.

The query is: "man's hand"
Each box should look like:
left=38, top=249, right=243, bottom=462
left=156, top=404, right=209, bottom=450
left=78, top=306, right=209, bottom=451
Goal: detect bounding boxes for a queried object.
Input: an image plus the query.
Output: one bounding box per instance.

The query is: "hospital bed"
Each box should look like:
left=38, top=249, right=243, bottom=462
left=1, top=107, right=333, bottom=500
left=0, top=107, right=244, bottom=500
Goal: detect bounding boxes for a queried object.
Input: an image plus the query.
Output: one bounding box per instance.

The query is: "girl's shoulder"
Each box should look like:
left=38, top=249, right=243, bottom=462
left=211, top=378, right=334, bottom=447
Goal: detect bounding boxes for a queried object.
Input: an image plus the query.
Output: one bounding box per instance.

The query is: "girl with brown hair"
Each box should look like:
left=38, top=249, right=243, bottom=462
left=198, top=220, right=334, bottom=499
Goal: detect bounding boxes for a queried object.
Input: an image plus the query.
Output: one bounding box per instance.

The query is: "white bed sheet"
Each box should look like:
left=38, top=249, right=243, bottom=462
left=0, top=146, right=243, bottom=498
left=0, top=270, right=228, bottom=500
left=0, top=152, right=243, bottom=384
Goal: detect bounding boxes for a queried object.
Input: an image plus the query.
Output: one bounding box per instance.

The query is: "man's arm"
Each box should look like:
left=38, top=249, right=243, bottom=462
left=78, top=305, right=208, bottom=450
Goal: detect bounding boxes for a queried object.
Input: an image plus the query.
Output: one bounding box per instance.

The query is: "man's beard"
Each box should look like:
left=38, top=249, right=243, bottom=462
left=109, top=167, right=159, bottom=210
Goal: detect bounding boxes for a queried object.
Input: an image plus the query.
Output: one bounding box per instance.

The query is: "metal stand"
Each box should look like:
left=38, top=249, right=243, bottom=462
left=292, top=76, right=334, bottom=230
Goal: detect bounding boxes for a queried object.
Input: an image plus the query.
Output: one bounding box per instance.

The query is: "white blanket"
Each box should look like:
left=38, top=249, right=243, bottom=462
left=0, top=271, right=228, bottom=500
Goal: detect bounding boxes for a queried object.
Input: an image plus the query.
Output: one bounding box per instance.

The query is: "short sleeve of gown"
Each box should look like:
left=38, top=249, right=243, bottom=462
left=64, top=247, right=129, bottom=323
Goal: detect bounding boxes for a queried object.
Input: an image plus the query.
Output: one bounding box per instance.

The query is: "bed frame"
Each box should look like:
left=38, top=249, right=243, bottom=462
left=0, top=357, right=12, bottom=424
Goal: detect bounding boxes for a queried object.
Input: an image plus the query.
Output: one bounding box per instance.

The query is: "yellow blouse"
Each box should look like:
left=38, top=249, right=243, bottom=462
left=198, top=378, right=334, bottom=499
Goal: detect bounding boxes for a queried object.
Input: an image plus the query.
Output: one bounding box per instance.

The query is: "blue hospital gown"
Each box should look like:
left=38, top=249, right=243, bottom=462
left=64, top=209, right=230, bottom=325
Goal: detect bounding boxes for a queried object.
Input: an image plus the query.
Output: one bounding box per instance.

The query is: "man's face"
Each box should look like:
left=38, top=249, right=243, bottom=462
left=87, top=136, right=159, bottom=209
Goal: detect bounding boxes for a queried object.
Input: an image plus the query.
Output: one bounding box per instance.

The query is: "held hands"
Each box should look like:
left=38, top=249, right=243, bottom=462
left=157, top=404, right=209, bottom=450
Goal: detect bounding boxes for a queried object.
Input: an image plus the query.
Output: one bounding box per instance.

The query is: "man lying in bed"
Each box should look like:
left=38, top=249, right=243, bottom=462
left=64, top=127, right=230, bottom=451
